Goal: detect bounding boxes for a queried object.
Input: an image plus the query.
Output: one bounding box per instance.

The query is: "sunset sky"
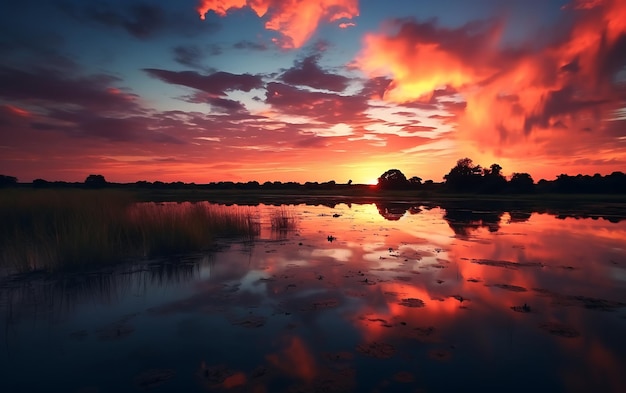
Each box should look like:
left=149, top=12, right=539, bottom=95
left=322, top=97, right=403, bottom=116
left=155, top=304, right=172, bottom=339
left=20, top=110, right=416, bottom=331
left=1, top=0, right=625, bottom=184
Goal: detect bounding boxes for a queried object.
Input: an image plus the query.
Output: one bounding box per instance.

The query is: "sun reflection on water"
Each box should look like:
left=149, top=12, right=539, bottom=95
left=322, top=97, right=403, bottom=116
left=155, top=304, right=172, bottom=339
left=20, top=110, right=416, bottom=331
left=1, top=202, right=625, bottom=392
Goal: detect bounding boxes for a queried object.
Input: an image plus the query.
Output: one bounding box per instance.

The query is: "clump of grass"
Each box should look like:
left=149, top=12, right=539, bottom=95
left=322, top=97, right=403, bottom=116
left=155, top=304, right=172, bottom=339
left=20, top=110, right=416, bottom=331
left=127, top=202, right=259, bottom=256
left=0, top=190, right=259, bottom=274
left=269, top=206, right=299, bottom=231
left=0, top=189, right=133, bottom=272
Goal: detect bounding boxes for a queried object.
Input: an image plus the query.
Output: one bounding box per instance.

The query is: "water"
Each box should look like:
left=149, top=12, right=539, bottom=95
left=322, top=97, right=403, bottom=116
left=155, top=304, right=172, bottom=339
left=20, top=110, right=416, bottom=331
left=1, top=202, right=625, bottom=393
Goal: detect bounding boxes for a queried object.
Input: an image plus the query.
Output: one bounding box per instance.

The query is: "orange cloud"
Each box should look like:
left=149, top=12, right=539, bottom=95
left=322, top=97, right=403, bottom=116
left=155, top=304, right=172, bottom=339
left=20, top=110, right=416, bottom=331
left=197, top=0, right=359, bottom=48
left=197, top=0, right=247, bottom=18
left=356, top=0, right=626, bottom=176
left=358, top=20, right=502, bottom=102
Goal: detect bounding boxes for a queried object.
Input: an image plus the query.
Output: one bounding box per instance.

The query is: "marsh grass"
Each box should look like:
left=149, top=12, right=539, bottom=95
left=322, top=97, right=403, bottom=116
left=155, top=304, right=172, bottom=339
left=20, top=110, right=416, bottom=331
left=128, top=202, right=259, bottom=256
left=0, top=190, right=259, bottom=274
left=269, top=206, right=299, bottom=231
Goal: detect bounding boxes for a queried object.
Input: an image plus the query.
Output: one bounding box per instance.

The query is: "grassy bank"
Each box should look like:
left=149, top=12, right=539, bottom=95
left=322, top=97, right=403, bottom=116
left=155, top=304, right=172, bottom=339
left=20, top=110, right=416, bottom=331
left=0, top=189, right=259, bottom=274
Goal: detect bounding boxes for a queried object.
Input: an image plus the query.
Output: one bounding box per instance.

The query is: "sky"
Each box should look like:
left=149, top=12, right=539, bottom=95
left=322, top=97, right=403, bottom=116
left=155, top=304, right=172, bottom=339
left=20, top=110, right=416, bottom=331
left=1, top=0, right=625, bottom=185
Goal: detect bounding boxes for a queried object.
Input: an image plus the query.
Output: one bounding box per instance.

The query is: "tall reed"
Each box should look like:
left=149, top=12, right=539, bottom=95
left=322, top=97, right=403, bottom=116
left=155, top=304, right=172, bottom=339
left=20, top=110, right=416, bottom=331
left=0, top=190, right=259, bottom=274
left=269, top=206, right=299, bottom=231
left=127, top=202, right=259, bottom=256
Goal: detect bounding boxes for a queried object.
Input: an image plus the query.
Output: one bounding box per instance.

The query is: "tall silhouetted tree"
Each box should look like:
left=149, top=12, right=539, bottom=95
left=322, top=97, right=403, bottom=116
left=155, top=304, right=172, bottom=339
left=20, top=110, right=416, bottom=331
left=443, top=158, right=482, bottom=192
left=84, top=174, right=107, bottom=188
left=606, top=171, right=626, bottom=193
left=509, top=172, right=534, bottom=193
left=482, top=163, right=507, bottom=193
left=378, top=169, right=410, bottom=190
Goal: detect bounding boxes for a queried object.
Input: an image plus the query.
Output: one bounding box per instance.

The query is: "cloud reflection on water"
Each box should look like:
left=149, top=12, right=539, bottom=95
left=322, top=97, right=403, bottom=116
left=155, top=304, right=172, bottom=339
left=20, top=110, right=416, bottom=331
left=1, top=202, right=625, bottom=392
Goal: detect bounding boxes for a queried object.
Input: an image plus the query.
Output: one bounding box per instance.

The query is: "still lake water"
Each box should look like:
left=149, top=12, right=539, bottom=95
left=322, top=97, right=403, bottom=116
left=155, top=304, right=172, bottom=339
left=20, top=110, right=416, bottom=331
left=1, top=202, right=625, bottom=393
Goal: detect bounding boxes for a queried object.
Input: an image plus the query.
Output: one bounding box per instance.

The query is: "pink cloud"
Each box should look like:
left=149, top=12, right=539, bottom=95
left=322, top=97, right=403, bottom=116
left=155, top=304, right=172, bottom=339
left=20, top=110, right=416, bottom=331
left=197, top=0, right=359, bottom=48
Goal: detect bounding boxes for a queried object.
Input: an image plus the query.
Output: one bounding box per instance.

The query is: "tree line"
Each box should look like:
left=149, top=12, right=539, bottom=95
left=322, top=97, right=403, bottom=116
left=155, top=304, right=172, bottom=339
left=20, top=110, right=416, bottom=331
left=1, top=158, right=625, bottom=194
left=376, top=157, right=625, bottom=194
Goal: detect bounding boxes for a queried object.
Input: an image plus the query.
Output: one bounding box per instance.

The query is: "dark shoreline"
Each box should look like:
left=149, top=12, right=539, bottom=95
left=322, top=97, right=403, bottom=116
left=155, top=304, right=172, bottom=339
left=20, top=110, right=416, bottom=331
left=129, top=189, right=626, bottom=222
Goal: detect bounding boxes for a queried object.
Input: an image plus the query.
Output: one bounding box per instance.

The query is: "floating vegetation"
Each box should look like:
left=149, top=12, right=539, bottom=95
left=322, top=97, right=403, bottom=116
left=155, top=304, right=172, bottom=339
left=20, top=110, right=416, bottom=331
left=232, top=316, right=266, bottom=328
left=413, top=326, right=436, bottom=337
left=429, top=349, right=453, bottom=361
left=398, top=298, right=425, bottom=308
left=133, top=369, right=176, bottom=390
left=539, top=323, right=581, bottom=338
left=471, top=259, right=543, bottom=269
left=511, top=303, right=532, bottom=313
left=489, top=283, right=528, bottom=292
left=356, top=341, right=396, bottom=359
left=533, top=288, right=626, bottom=311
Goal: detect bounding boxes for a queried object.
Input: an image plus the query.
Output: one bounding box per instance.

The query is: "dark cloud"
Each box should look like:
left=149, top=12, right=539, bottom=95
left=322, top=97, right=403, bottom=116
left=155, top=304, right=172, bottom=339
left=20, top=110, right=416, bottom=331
left=392, top=111, right=417, bottom=117
left=390, top=17, right=504, bottom=66
left=294, top=135, right=327, bottom=148
left=360, top=77, right=392, bottom=100
left=61, top=1, right=220, bottom=39
left=597, top=32, right=626, bottom=82
left=439, top=100, right=467, bottom=114
left=233, top=40, right=268, bottom=51
left=173, top=45, right=206, bottom=69
left=0, top=66, right=141, bottom=113
left=523, top=86, right=608, bottom=134
left=400, top=125, right=437, bottom=133
left=33, top=109, right=185, bottom=144
left=0, top=65, right=187, bottom=146
left=207, top=97, right=248, bottom=112
left=280, top=55, right=351, bottom=92
left=144, top=69, right=263, bottom=96
left=86, top=2, right=165, bottom=39
left=265, top=82, right=369, bottom=123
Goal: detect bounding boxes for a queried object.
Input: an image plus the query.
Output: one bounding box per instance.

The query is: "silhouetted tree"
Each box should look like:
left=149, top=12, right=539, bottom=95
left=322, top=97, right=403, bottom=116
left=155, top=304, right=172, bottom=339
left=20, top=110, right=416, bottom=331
left=509, top=172, right=534, bottom=193
left=554, top=174, right=576, bottom=193
left=84, top=174, right=107, bottom=188
left=408, top=176, right=422, bottom=186
left=443, top=158, right=482, bottom=192
left=32, top=178, right=50, bottom=188
left=244, top=181, right=260, bottom=189
left=606, top=171, right=626, bottom=193
left=0, top=175, right=18, bottom=187
left=481, top=163, right=507, bottom=193
left=377, top=169, right=410, bottom=190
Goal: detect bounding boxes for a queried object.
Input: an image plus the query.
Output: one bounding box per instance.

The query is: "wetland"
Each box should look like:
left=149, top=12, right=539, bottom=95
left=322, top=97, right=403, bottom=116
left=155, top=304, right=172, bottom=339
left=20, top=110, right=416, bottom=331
left=1, top=198, right=625, bottom=392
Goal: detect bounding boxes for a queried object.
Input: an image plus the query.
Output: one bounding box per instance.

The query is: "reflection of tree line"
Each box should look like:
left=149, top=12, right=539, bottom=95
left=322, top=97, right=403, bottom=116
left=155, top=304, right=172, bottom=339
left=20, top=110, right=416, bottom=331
left=372, top=200, right=622, bottom=232
left=213, top=198, right=624, bottom=224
